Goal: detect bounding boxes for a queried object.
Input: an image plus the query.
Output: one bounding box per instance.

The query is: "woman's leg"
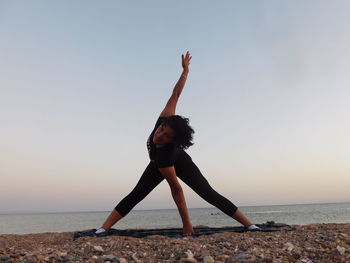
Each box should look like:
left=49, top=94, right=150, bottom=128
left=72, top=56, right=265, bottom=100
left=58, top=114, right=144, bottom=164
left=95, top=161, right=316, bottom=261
left=176, top=162, right=253, bottom=227
left=232, top=209, right=253, bottom=227
left=100, top=162, right=164, bottom=230
left=102, top=209, right=123, bottom=230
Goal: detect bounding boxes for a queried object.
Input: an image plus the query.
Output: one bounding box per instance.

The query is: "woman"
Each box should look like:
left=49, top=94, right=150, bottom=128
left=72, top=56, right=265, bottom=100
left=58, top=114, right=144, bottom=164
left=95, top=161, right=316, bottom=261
left=96, top=51, right=260, bottom=236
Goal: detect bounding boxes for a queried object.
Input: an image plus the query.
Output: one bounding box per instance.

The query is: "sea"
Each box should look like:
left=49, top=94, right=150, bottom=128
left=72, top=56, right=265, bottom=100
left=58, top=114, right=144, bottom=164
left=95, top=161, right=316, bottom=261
left=0, top=202, right=349, bottom=235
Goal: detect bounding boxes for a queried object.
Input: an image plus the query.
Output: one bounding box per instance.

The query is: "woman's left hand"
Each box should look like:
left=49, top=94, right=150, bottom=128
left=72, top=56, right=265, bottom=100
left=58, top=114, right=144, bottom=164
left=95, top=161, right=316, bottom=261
left=182, top=51, right=192, bottom=71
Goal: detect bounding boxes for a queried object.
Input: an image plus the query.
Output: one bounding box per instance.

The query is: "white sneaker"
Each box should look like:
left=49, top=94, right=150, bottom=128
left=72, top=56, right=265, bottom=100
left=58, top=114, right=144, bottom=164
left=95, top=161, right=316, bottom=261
left=247, top=224, right=261, bottom=231
left=95, top=227, right=106, bottom=234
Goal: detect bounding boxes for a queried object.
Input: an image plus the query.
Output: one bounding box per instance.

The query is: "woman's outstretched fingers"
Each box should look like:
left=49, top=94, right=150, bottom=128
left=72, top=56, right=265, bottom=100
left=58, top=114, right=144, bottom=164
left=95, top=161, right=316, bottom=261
left=182, top=51, right=192, bottom=69
left=184, top=51, right=192, bottom=61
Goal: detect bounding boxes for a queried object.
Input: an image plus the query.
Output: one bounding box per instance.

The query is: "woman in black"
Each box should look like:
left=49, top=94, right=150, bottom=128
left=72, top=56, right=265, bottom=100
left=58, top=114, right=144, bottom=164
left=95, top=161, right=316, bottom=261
left=96, top=52, right=260, bottom=235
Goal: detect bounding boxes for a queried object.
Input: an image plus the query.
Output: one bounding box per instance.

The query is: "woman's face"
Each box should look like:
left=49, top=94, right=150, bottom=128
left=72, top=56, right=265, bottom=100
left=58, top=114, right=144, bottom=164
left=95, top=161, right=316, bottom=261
left=153, top=124, right=175, bottom=147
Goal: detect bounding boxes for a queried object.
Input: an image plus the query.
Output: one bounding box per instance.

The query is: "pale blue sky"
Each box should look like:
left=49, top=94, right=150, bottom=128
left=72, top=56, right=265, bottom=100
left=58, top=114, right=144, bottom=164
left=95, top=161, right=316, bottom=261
left=1, top=1, right=349, bottom=213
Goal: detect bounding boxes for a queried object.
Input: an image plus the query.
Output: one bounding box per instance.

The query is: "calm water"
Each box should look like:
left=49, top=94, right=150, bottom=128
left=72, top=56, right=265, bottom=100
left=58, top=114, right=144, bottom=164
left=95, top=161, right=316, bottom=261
left=0, top=202, right=349, bottom=234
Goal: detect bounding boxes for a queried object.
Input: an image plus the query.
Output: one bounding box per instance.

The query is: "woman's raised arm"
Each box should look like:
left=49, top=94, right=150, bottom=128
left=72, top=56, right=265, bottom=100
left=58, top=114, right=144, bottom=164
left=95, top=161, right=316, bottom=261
left=159, top=51, right=192, bottom=117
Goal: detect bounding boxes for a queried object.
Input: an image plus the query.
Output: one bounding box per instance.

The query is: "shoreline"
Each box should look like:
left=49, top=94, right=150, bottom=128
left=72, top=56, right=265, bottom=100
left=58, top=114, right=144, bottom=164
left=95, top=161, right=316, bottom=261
left=1, top=201, right=349, bottom=215
left=0, top=223, right=349, bottom=262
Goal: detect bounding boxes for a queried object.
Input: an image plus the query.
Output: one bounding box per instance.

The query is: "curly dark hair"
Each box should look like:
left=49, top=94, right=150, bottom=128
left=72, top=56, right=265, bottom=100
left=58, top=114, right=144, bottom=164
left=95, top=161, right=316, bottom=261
left=161, top=115, right=194, bottom=149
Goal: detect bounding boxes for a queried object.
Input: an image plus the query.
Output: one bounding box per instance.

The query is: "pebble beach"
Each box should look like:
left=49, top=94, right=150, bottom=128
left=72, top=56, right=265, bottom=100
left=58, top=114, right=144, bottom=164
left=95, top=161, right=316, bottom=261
left=0, top=223, right=349, bottom=263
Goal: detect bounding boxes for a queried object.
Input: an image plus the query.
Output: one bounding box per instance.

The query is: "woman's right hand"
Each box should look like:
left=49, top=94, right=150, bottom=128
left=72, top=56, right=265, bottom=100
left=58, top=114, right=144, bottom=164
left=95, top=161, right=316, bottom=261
left=183, top=224, right=195, bottom=236
left=182, top=51, right=192, bottom=71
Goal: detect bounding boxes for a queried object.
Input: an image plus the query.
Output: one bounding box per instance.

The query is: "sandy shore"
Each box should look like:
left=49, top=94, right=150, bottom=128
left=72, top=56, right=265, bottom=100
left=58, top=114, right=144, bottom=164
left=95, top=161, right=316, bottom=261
left=0, top=223, right=349, bottom=263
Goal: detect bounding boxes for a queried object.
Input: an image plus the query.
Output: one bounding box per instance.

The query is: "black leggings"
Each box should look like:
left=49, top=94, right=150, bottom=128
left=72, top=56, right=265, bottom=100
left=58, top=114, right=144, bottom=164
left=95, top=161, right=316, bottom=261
left=115, top=161, right=238, bottom=217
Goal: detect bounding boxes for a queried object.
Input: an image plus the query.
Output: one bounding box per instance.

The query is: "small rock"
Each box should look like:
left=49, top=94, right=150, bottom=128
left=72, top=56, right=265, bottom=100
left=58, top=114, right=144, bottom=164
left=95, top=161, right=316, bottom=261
left=119, top=258, right=128, bottom=263
left=216, top=255, right=229, bottom=262
left=58, top=256, right=70, bottom=263
left=179, top=258, right=198, bottom=263
left=339, top=233, right=348, bottom=238
left=203, top=255, right=214, bottom=263
left=179, top=249, right=197, bottom=263
left=131, top=252, right=140, bottom=262
left=336, top=246, right=346, bottom=255
left=234, top=253, right=251, bottom=261
left=283, top=242, right=294, bottom=252
left=305, top=247, right=313, bottom=251
left=184, top=250, right=195, bottom=259
left=90, top=256, right=105, bottom=263
left=0, top=256, right=10, bottom=262
left=103, top=254, right=119, bottom=261
left=9, top=254, right=19, bottom=259
left=198, top=250, right=211, bottom=258
left=94, top=246, right=104, bottom=253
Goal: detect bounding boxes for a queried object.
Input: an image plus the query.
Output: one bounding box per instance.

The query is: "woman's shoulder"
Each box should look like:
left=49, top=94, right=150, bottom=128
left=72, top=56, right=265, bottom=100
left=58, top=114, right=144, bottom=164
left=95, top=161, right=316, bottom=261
left=153, top=116, right=166, bottom=129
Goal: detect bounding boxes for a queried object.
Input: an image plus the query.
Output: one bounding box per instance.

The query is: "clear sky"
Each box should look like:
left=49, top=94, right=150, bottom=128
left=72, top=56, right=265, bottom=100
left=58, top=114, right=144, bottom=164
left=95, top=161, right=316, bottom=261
left=1, top=0, right=349, bottom=213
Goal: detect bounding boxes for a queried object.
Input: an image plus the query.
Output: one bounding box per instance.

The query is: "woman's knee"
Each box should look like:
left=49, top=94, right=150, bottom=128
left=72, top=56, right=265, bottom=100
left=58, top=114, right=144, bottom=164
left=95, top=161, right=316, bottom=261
left=127, top=188, right=149, bottom=201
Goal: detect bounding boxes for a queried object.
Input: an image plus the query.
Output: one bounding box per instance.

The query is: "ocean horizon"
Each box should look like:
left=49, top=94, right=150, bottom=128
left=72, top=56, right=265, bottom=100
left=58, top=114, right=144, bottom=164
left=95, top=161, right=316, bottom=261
left=1, top=202, right=349, bottom=235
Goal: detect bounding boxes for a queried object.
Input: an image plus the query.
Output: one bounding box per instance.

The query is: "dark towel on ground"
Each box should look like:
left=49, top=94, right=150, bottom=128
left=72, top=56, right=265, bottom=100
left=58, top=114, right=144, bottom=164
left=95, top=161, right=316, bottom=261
left=73, top=221, right=295, bottom=239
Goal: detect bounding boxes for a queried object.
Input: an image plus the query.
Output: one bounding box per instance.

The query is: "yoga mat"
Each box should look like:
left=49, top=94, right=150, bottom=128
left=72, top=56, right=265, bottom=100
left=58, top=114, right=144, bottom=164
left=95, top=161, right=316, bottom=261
left=73, top=221, right=295, bottom=239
